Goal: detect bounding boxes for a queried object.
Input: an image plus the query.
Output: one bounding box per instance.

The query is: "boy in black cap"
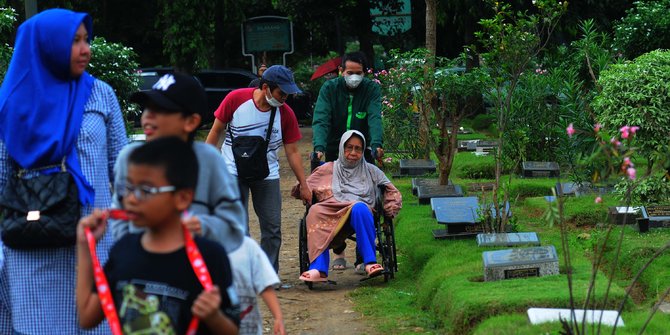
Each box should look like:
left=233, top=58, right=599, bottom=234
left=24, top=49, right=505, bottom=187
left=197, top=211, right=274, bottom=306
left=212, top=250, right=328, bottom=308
left=205, top=65, right=311, bottom=273
left=109, top=73, right=247, bottom=254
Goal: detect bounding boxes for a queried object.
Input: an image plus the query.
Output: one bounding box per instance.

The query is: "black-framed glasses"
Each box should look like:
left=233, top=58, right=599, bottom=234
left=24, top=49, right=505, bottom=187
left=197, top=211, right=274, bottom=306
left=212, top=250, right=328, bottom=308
left=344, top=144, right=364, bottom=154
left=117, top=183, right=176, bottom=201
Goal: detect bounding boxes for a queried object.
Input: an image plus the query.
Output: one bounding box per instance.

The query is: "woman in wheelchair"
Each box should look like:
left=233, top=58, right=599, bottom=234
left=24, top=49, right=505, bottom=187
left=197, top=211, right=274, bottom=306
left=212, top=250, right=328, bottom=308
left=294, top=130, right=401, bottom=282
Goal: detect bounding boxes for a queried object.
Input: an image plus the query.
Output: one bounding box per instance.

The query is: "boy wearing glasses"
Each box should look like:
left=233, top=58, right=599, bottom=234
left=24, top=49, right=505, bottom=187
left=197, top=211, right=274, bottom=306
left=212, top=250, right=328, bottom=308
left=109, top=73, right=246, bottom=254
left=76, top=137, right=239, bottom=334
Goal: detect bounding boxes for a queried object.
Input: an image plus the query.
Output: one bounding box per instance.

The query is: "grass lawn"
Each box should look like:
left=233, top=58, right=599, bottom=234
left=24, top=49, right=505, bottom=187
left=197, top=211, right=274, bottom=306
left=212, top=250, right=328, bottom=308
left=351, top=154, right=670, bottom=334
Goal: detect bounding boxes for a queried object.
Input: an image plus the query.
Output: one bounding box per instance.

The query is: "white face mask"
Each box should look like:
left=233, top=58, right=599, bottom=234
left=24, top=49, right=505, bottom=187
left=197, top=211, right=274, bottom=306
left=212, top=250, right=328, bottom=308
left=266, top=88, right=284, bottom=107
left=344, top=74, right=363, bottom=89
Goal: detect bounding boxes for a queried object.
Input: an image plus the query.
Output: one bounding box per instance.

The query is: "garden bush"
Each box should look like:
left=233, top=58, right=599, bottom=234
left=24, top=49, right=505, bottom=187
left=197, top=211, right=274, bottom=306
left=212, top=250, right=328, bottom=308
left=0, top=5, right=16, bottom=83
left=457, top=159, right=496, bottom=179
left=613, top=0, right=670, bottom=59
left=614, top=174, right=670, bottom=205
left=470, top=113, right=495, bottom=131
left=88, top=37, right=140, bottom=123
left=507, top=180, right=553, bottom=198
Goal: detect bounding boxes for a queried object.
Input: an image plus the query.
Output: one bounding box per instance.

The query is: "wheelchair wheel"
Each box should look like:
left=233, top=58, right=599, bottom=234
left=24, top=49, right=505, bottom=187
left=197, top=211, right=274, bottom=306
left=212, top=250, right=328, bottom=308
left=298, top=216, right=313, bottom=289
left=377, top=215, right=397, bottom=282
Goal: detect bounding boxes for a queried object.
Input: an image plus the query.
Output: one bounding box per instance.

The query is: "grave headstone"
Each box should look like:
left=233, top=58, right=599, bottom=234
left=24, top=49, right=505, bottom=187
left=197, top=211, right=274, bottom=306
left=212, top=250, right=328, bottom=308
left=477, top=232, right=540, bottom=247
left=417, top=185, right=464, bottom=205
left=555, top=182, right=577, bottom=196
left=522, top=161, right=560, bottom=178
left=431, top=197, right=483, bottom=238
left=527, top=308, right=624, bottom=327
left=641, top=205, right=670, bottom=228
left=483, top=245, right=559, bottom=281
left=457, top=140, right=478, bottom=152
left=467, top=182, right=495, bottom=192
left=476, top=140, right=498, bottom=152
left=607, top=206, right=641, bottom=225
left=411, top=178, right=451, bottom=195
left=544, top=196, right=556, bottom=203
left=399, top=159, right=436, bottom=176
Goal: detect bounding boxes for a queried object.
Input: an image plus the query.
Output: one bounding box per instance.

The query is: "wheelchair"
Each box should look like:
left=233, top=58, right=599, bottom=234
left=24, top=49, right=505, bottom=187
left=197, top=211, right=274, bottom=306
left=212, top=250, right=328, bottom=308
left=298, top=184, right=398, bottom=289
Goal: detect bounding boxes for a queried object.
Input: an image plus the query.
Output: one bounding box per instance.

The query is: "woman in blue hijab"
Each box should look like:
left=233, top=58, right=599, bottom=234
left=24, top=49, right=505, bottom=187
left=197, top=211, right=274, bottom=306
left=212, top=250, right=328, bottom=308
left=0, top=9, right=127, bottom=334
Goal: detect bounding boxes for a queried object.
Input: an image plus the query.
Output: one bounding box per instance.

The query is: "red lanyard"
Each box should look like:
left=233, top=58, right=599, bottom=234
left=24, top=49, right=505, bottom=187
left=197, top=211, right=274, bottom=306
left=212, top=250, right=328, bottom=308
left=86, top=210, right=214, bottom=335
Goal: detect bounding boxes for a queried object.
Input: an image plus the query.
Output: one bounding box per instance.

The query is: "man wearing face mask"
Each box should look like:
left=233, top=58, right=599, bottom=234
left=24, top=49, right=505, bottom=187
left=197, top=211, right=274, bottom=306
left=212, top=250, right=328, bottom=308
left=312, top=51, right=383, bottom=164
left=206, top=65, right=311, bottom=273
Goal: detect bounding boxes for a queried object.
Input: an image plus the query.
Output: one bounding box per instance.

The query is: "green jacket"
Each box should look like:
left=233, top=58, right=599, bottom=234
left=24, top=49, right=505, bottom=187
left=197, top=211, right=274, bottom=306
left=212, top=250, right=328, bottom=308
left=312, top=76, right=382, bottom=158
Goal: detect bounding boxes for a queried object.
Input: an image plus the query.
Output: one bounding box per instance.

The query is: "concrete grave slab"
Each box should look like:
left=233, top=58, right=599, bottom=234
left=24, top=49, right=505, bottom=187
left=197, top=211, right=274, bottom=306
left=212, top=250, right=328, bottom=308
left=417, top=184, right=463, bottom=205
left=477, top=232, right=540, bottom=247
left=522, top=161, right=560, bottom=178
left=399, top=159, right=436, bottom=176
left=483, top=245, right=559, bottom=281
left=527, top=308, right=624, bottom=327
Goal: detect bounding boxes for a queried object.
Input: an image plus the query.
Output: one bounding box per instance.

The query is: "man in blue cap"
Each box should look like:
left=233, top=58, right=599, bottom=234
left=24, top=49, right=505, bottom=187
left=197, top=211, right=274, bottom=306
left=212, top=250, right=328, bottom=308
left=206, top=65, right=311, bottom=273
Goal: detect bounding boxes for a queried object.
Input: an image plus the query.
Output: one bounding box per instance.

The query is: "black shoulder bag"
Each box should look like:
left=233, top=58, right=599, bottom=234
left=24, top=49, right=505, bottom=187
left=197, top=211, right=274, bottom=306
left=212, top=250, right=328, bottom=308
left=0, top=158, right=80, bottom=249
left=228, top=107, right=277, bottom=182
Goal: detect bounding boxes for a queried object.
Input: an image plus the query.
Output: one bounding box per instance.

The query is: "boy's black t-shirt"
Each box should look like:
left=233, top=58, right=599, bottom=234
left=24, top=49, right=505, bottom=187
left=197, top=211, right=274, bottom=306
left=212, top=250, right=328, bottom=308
left=103, top=233, right=240, bottom=334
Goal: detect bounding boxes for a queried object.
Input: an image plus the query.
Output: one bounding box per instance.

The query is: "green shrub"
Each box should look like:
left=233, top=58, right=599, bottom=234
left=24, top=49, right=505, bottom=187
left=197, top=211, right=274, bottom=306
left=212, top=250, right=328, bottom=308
left=614, top=174, right=670, bottom=205
left=470, top=113, right=495, bottom=131
left=593, top=50, right=670, bottom=164
left=458, top=159, right=496, bottom=179
left=0, top=5, right=17, bottom=83
left=88, top=37, right=140, bottom=123
left=613, top=0, right=670, bottom=59
left=508, top=180, right=553, bottom=198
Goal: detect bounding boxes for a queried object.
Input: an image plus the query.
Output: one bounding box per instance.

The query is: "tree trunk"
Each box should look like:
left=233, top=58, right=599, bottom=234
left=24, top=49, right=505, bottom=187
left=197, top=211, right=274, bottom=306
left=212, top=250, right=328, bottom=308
left=420, top=0, right=437, bottom=159
left=425, top=0, right=437, bottom=57
left=354, top=0, right=375, bottom=65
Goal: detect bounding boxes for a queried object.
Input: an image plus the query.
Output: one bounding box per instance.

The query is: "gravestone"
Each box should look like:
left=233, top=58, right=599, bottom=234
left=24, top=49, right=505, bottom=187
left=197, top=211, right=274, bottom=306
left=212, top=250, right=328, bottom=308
left=544, top=196, right=556, bottom=203
left=411, top=178, right=452, bottom=195
left=431, top=197, right=483, bottom=239
left=399, top=159, right=436, bottom=176
left=522, top=161, right=560, bottom=178
left=527, top=308, right=625, bottom=327
left=476, top=140, right=498, bottom=152
left=640, top=205, right=670, bottom=229
left=607, top=206, right=641, bottom=225
left=477, top=232, right=540, bottom=247
left=555, top=182, right=577, bottom=196
left=482, top=245, right=559, bottom=281
left=458, top=140, right=478, bottom=151
left=417, top=185, right=463, bottom=205
left=467, top=182, right=495, bottom=192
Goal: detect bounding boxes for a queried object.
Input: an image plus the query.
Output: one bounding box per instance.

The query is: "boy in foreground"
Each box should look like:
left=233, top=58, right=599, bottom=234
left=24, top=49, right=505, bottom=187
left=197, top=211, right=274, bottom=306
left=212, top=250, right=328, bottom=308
left=76, top=137, right=239, bottom=334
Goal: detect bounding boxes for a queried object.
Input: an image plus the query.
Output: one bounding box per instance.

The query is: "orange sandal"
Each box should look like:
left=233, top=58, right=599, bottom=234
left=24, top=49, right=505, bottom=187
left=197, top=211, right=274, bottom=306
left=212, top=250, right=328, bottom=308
left=299, top=269, right=328, bottom=282
left=365, top=263, right=384, bottom=278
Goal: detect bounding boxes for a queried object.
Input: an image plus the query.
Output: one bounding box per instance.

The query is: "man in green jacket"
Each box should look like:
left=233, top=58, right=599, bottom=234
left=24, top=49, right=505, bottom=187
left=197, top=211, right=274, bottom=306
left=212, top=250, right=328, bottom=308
left=312, top=52, right=383, bottom=164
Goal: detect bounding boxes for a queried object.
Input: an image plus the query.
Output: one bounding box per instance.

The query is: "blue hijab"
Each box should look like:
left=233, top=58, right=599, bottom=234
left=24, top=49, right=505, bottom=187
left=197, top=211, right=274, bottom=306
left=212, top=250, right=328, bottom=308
left=0, top=9, right=95, bottom=205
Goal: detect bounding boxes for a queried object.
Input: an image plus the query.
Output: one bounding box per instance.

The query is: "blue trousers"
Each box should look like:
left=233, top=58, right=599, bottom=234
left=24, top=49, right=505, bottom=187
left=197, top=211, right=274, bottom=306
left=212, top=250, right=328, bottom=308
left=309, top=202, right=377, bottom=275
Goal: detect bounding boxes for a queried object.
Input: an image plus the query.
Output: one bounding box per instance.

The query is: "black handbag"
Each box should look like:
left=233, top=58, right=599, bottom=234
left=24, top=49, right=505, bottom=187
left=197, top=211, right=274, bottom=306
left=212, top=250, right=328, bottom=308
left=0, top=158, right=80, bottom=249
left=229, top=107, right=277, bottom=182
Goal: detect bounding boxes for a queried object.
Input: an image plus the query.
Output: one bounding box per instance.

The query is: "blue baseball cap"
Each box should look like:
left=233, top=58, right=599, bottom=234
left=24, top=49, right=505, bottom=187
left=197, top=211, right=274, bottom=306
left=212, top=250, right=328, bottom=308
left=262, top=65, right=302, bottom=94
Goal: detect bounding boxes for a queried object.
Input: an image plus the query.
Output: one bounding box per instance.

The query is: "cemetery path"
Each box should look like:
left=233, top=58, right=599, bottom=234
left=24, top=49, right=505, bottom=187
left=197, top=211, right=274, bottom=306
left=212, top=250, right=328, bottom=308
left=247, top=126, right=376, bottom=335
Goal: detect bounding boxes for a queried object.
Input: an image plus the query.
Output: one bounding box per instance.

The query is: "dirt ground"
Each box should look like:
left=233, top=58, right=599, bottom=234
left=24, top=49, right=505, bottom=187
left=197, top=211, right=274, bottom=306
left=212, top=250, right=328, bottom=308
left=246, top=126, right=377, bottom=335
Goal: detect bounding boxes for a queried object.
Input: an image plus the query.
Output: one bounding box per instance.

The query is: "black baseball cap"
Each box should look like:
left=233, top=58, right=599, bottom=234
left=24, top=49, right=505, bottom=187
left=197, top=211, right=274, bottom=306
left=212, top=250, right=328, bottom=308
left=130, top=72, right=207, bottom=116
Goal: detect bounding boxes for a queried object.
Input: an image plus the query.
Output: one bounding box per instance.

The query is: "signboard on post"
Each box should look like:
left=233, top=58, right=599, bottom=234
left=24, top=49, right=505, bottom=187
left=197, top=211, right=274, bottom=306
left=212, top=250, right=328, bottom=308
left=241, top=16, right=294, bottom=67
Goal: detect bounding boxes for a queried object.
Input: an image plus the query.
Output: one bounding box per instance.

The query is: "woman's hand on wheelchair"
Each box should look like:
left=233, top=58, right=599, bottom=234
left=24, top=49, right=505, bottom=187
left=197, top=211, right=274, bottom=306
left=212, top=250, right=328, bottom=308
left=299, top=183, right=312, bottom=205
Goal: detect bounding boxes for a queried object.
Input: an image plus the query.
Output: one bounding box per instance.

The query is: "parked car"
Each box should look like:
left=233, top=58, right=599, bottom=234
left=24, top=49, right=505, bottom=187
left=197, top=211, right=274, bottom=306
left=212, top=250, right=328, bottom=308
left=195, top=69, right=257, bottom=125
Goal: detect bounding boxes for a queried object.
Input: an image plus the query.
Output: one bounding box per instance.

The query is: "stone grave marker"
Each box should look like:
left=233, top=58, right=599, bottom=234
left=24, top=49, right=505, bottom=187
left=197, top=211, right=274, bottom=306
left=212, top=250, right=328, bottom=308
left=640, top=205, right=670, bottom=229
left=482, top=245, right=559, bottom=281
left=527, top=308, right=624, bottom=327
left=477, top=232, right=540, bottom=247
left=476, top=140, right=498, bottom=152
left=399, top=159, right=436, bottom=176
left=411, top=178, right=452, bottom=195
left=467, top=182, right=495, bottom=192
left=417, top=185, right=463, bottom=205
left=431, top=197, right=482, bottom=239
left=544, top=196, right=556, bottom=203
left=607, top=206, right=641, bottom=225
left=522, top=161, right=560, bottom=178
left=458, top=140, right=478, bottom=151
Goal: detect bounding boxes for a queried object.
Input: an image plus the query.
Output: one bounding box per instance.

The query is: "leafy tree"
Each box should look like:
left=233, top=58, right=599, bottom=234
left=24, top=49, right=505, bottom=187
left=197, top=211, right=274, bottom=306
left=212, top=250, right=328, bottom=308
left=613, top=0, right=670, bottom=59
left=157, top=0, right=215, bottom=72
left=88, top=37, right=140, bottom=121
left=592, top=50, right=670, bottom=175
left=0, top=4, right=16, bottom=82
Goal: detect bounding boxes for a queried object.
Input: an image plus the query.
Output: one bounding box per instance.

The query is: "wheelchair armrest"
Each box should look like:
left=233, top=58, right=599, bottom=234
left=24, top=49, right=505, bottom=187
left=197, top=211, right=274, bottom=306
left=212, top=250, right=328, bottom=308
left=375, top=184, right=387, bottom=215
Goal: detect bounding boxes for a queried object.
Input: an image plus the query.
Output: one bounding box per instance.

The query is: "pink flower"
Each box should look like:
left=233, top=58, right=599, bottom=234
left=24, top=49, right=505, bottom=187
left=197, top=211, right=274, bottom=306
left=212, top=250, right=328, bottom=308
left=630, top=126, right=640, bottom=134
left=384, top=157, right=393, bottom=163
left=620, top=125, right=630, bottom=139
left=595, top=196, right=602, bottom=204
left=594, top=123, right=602, bottom=132
left=566, top=123, right=575, bottom=138
left=623, top=157, right=633, bottom=168
left=627, top=167, right=636, bottom=180
left=610, top=137, right=621, bottom=147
